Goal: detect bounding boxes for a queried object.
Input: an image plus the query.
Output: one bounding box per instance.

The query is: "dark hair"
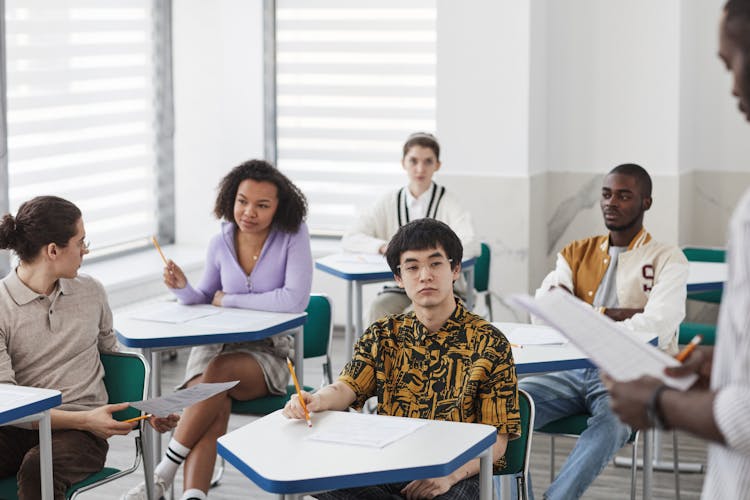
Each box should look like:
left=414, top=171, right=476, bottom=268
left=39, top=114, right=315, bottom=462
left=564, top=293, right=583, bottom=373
left=214, top=159, right=307, bottom=233
left=402, top=132, right=440, bottom=161
left=609, top=163, right=653, bottom=198
left=725, top=0, right=750, bottom=52
left=385, top=219, right=463, bottom=276
left=0, top=196, right=82, bottom=263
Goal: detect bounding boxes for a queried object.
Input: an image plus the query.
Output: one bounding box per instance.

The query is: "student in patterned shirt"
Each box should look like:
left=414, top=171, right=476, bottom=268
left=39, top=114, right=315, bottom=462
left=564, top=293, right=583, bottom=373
left=284, top=218, right=521, bottom=500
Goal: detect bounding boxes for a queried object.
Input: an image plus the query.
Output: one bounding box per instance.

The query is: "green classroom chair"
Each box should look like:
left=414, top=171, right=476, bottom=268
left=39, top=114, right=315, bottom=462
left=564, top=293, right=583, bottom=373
left=494, top=389, right=535, bottom=500
left=537, top=414, right=642, bottom=500
left=682, top=246, right=726, bottom=304
left=0, top=351, right=149, bottom=500
left=209, top=293, right=334, bottom=489
left=474, top=242, right=493, bottom=320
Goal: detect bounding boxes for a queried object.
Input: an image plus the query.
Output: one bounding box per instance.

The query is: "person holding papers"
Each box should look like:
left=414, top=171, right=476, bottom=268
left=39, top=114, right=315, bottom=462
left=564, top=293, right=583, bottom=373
left=284, top=219, right=521, bottom=499
left=125, top=160, right=312, bottom=500
left=341, top=132, right=480, bottom=325
left=0, top=196, right=178, bottom=500
left=605, top=2, right=750, bottom=498
left=517, top=164, right=688, bottom=500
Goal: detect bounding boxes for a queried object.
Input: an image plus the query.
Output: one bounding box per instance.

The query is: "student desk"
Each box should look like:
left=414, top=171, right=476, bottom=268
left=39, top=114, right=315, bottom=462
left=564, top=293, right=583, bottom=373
left=495, top=322, right=658, bottom=500
left=687, top=261, right=727, bottom=293
left=217, top=409, right=497, bottom=500
left=315, top=253, right=476, bottom=357
left=0, top=385, right=62, bottom=500
left=114, top=304, right=307, bottom=500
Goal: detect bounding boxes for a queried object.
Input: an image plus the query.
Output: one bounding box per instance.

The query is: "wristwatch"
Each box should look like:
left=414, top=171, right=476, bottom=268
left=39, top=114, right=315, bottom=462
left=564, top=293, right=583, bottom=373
left=646, top=384, right=671, bottom=430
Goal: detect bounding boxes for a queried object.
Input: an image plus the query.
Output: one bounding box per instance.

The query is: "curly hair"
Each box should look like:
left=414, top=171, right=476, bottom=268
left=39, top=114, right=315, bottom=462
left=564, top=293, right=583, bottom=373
left=213, top=160, right=307, bottom=233
left=0, top=196, right=82, bottom=263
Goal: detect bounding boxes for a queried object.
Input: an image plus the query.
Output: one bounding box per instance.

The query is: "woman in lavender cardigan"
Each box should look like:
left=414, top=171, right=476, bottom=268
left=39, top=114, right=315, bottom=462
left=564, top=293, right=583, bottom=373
left=125, top=160, right=312, bottom=500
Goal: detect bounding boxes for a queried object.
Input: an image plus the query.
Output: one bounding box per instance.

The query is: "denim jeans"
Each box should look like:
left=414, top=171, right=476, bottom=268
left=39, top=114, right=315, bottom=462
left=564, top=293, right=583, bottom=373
left=498, top=368, right=631, bottom=500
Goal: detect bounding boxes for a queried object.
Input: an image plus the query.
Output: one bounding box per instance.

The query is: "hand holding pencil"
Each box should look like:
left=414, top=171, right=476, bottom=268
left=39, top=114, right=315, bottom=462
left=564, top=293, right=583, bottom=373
left=152, top=236, right=187, bottom=289
left=286, top=357, right=313, bottom=427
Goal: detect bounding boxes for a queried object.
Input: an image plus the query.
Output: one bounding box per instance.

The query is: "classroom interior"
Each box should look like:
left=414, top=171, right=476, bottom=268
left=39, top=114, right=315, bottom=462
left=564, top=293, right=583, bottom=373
left=1, top=0, right=741, bottom=498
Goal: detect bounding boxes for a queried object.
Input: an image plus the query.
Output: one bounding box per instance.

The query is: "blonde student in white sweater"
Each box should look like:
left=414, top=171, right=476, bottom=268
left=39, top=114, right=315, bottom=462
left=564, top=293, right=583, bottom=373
left=342, top=132, right=480, bottom=325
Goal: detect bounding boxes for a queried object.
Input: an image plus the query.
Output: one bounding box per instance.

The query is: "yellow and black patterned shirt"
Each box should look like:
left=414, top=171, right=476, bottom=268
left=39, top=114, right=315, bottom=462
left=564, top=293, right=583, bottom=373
left=339, top=301, right=521, bottom=469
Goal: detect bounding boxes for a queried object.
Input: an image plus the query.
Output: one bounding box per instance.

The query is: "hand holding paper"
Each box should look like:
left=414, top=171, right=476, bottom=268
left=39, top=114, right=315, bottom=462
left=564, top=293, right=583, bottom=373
left=504, top=289, right=697, bottom=390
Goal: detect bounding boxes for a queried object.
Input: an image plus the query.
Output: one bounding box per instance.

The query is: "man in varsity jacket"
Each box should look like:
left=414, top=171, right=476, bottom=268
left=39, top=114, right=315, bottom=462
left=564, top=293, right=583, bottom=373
left=519, top=163, right=688, bottom=500
left=342, top=132, right=480, bottom=325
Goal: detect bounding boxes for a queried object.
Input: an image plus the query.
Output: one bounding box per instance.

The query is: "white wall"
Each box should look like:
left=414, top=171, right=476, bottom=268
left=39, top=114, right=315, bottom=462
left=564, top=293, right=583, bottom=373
left=173, top=0, right=265, bottom=246
left=169, top=1, right=750, bottom=325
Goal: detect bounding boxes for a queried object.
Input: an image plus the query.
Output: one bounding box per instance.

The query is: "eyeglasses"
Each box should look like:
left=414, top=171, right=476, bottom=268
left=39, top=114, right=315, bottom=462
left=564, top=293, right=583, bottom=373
left=78, top=239, right=90, bottom=251
left=397, top=258, right=453, bottom=278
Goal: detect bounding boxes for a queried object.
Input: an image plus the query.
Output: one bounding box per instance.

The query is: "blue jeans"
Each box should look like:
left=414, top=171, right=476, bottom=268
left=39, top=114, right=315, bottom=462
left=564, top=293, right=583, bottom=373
left=500, top=369, right=631, bottom=500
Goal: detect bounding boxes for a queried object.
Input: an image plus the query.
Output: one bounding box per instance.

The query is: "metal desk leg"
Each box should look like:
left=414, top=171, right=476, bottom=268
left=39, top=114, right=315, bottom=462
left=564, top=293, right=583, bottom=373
left=354, top=280, right=363, bottom=344
left=479, top=446, right=493, bottom=500
left=344, top=280, right=354, bottom=359
left=293, top=325, right=305, bottom=386
left=38, top=410, right=53, bottom=500
left=643, top=429, right=653, bottom=500
left=141, top=347, right=158, bottom=500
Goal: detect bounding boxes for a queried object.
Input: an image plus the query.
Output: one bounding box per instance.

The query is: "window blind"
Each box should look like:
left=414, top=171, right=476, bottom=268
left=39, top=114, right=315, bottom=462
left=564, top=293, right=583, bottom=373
left=4, top=0, right=160, bottom=252
left=276, top=0, right=436, bottom=235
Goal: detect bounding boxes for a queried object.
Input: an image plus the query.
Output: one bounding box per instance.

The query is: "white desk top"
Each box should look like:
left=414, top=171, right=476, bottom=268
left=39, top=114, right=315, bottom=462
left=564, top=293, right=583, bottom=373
left=114, top=303, right=307, bottom=349
left=687, top=261, right=727, bottom=292
left=217, top=409, right=496, bottom=495
left=0, top=385, right=62, bottom=425
left=494, top=322, right=657, bottom=375
left=315, top=253, right=476, bottom=281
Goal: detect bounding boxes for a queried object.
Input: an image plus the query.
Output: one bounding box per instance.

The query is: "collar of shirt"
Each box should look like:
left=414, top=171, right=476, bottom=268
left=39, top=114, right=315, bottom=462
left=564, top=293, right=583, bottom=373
left=404, top=183, right=435, bottom=221
left=406, top=300, right=468, bottom=344
left=4, top=268, right=70, bottom=306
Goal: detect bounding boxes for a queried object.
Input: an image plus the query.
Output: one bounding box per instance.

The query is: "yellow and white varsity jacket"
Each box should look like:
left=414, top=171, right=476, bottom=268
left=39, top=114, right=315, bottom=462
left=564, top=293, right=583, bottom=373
left=536, top=228, right=688, bottom=354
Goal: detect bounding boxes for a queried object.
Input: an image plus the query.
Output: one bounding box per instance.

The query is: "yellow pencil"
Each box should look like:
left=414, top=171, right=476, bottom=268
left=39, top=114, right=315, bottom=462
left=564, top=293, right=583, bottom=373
left=151, top=235, right=169, bottom=267
left=122, top=413, right=152, bottom=424
left=286, top=357, right=312, bottom=428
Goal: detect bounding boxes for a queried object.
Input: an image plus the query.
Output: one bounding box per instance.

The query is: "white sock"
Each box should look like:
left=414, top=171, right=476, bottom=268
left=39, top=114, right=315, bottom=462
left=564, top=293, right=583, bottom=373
left=154, top=438, right=191, bottom=484
left=180, top=489, right=207, bottom=500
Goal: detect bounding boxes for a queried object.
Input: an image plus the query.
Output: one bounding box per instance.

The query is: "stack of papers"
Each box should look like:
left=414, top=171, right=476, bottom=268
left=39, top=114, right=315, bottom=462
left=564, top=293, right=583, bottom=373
left=129, top=303, right=220, bottom=324
left=494, top=323, right=568, bottom=346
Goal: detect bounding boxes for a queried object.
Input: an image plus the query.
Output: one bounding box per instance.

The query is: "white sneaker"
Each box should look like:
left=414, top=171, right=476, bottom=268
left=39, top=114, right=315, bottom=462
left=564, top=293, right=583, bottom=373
left=122, top=474, right=169, bottom=500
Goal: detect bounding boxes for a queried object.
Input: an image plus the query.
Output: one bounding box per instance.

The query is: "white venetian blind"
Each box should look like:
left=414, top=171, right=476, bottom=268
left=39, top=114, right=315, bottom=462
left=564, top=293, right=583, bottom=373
left=4, top=0, right=159, bottom=251
left=276, top=0, right=436, bottom=235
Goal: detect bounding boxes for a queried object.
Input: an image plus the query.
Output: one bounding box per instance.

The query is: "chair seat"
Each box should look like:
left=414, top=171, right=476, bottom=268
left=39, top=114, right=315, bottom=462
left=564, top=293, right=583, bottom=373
left=0, top=467, right=121, bottom=500
left=231, top=384, right=314, bottom=415
left=538, top=414, right=590, bottom=436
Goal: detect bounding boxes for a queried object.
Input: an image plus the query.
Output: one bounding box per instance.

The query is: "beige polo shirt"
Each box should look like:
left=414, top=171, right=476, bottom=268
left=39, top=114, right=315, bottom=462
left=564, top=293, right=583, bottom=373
left=0, top=270, right=118, bottom=411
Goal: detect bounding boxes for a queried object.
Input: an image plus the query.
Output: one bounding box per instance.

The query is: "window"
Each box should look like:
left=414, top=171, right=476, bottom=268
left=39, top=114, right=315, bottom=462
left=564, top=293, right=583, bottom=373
left=3, top=0, right=173, bottom=256
left=275, top=0, right=436, bottom=235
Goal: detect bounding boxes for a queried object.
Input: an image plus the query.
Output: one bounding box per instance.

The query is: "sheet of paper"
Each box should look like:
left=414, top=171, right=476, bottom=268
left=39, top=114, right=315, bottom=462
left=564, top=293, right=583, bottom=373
left=129, top=381, right=239, bottom=417
left=505, top=290, right=697, bottom=390
left=495, top=323, right=569, bottom=346
left=335, top=253, right=387, bottom=265
left=0, top=389, right=32, bottom=408
left=185, top=310, right=270, bottom=330
left=308, top=413, right=427, bottom=448
left=128, top=303, right=221, bottom=324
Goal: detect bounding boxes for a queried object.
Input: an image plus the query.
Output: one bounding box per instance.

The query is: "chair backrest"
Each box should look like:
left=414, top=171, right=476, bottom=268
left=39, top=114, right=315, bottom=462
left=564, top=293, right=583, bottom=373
left=682, top=246, right=726, bottom=263
left=474, top=242, right=491, bottom=293
left=303, top=294, right=333, bottom=360
left=496, top=388, right=534, bottom=476
left=100, top=351, right=149, bottom=422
